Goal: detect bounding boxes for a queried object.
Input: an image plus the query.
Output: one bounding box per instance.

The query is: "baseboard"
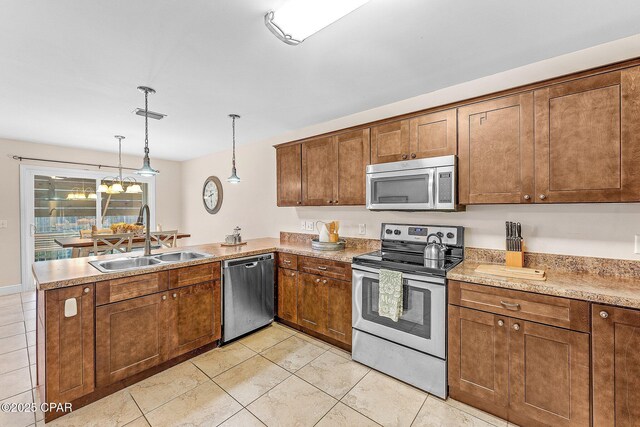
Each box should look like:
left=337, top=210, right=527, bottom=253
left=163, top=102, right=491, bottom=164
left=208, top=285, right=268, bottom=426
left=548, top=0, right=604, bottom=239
left=0, top=284, right=23, bottom=296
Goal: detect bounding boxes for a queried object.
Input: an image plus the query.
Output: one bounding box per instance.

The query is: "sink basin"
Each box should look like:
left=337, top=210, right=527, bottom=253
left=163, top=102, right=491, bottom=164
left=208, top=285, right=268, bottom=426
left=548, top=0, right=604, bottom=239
left=90, top=257, right=162, bottom=272
left=153, top=251, right=208, bottom=262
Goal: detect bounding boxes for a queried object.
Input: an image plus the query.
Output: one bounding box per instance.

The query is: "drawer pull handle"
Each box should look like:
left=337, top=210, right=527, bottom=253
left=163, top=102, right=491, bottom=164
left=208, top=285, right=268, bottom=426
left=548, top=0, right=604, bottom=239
left=497, top=320, right=504, bottom=327
left=513, top=323, right=520, bottom=331
left=317, top=266, right=328, bottom=271
left=500, top=301, right=520, bottom=310
left=599, top=310, right=609, bottom=319
left=284, top=260, right=291, bottom=264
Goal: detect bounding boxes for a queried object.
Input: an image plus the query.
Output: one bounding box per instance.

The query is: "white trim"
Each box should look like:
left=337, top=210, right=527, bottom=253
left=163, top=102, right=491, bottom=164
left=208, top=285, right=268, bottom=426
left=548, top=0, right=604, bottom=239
left=0, top=284, right=23, bottom=296
left=19, top=164, right=156, bottom=291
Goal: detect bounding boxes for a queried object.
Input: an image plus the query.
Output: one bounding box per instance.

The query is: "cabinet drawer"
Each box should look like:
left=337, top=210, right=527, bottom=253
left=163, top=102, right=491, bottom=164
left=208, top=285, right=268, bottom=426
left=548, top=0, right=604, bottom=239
left=96, top=271, right=169, bottom=305
left=298, top=256, right=351, bottom=281
left=278, top=253, right=298, bottom=270
left=169, top=262, right=220, bottom=289
left=448, top=281, right=590, bottom=332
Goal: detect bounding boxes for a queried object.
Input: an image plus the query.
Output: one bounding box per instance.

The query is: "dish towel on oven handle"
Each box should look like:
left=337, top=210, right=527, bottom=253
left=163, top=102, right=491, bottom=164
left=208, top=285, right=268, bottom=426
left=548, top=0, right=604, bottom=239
left=378, top=269, right=403, bottom=322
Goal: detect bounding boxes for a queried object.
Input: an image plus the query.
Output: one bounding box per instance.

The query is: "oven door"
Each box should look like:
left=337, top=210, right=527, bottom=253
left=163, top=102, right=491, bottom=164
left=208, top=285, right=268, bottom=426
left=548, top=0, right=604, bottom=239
left=352, top=265, right=446, bottom=358
left=366, top=168, right=434, bottom=210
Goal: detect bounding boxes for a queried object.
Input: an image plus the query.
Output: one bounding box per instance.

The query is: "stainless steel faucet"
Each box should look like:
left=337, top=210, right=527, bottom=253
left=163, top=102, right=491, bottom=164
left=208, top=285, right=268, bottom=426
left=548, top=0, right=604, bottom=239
left=135, top=204, right=152, bottom=256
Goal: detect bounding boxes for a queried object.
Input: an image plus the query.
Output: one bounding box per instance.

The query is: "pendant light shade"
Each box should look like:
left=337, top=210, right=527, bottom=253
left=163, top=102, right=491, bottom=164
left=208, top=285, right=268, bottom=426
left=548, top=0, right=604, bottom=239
left=126, top=184, right=143, bottom=194
left=97, top=183, right=109, bottom=193
left=227, top=114, right=241, bottom=184
left=136, top=86, right=159, bottom=177
left=110, top=182, right=124, bottom=193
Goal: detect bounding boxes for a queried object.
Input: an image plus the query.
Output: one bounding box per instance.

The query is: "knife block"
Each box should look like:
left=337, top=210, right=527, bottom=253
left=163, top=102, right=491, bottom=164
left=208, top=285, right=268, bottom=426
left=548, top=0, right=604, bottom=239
left=505, top=247, right=524, bottom=268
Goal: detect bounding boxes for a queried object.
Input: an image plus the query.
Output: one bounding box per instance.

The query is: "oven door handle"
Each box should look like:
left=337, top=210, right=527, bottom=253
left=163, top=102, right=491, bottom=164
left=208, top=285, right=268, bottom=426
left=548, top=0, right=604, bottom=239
left=351, top=265, right=445, bottom=285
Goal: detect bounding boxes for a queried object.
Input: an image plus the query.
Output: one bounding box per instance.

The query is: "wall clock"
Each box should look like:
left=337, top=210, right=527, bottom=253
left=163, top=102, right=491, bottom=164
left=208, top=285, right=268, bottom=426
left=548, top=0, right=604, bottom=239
left=203, top=176, right=223, bottom=214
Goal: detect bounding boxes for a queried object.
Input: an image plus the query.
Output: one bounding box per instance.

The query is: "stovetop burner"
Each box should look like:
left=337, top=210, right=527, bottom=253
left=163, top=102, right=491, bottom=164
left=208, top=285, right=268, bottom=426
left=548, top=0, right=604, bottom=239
left=352, top=223, right=465, bottom=277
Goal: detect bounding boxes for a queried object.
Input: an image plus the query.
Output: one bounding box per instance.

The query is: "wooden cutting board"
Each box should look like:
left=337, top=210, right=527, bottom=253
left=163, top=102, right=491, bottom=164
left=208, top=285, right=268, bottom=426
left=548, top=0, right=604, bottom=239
left=475, top=264, right=547, bottom=281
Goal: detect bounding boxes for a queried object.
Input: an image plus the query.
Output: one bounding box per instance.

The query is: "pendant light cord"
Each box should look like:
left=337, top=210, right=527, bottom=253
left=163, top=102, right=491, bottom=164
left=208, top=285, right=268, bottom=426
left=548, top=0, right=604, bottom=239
left=117, top=136, right=123, bottom=183
left=231, top=115, right=236, bottom=169
left=144, top=90, right=149, bottom=156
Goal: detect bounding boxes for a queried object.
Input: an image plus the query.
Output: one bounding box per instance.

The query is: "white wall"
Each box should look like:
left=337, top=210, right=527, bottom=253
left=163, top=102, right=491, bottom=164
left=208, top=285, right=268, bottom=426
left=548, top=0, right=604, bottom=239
left=177, top=33, right=640, bottom=261
left=0, top=137, right=182, bottom=289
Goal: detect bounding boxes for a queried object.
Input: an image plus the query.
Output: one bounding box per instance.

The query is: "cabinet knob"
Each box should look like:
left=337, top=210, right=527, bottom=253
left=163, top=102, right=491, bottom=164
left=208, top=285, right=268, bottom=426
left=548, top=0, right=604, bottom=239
left=410, top=153, right=416, bottom=159
left=599, top=310, right=609, bottom=319
left=512, top=323, right=520, bottom=331
left=402, top=154, right=408, bottom=160
left=523, top=194, right=531, bottom=200
left=539, top=194, right=547, bottom=200
left=162, top=295, right=167, bottom=301
left=315, top=278, right=320, bottom=283
left=83, top=287, right=90, bottom=293
left=328, top=200, right=333, bottom=204
left=296, top=201, right=301, bottom=205
left=497, top=320, right=504, bottom=327
left=322, top=279, right=327, bottom=284
left=334, top=200, right=338, bottom=204
left=291, top=272, right=296, bottom=277
left=173, top=293, right=177, bottom=298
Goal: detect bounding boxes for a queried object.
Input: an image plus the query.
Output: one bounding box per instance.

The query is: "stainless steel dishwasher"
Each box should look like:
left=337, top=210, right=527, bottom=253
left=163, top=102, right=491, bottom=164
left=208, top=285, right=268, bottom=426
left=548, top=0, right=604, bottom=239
left=222, top=253, right=274, bottom=343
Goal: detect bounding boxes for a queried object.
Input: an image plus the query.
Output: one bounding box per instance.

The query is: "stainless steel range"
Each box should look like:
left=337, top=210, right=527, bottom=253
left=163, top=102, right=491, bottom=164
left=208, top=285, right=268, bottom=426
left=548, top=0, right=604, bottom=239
left=351, top=223, right=464, bottom=398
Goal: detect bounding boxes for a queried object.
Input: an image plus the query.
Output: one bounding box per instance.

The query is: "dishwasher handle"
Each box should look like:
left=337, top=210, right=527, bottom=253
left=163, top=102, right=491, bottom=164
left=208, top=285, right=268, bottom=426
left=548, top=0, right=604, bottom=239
left=244, top=262, right=258, bottom=268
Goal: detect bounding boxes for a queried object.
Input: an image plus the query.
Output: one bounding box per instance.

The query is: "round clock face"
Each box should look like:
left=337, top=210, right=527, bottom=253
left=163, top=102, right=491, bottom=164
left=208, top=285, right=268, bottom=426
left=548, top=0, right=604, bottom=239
left=202, top=176, right=223, bottom=214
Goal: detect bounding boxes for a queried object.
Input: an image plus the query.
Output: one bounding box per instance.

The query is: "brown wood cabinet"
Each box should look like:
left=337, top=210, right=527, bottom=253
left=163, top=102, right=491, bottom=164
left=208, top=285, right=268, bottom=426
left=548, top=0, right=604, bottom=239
left=297, top=273, right=328, bottom=335
left=371, top=120, right=410, bottom=164
left=169, top=263, right=217, bottom=289
left=592, top=304, right=640, bottom=426
left=448, top=305, right=508, bottom=419
left=534, top=66, right=640, bottom=203
left=458, top=93, right=535, bottom=204
left=508, top=319, right=590, bottom=427
left=96, top=292, right=170, bottom=387
left=44, top=284, right=95, bottom=405
left=336, top=129, right=371, bottom=205
left=325, top=277, right=352, bottom=346
left=449, top=281, right=591, bottom=426
left=409, top=109, right=457, bottom=158
left=302, top=136, right=337, bottom=205
left=277, top=268, right=298, bottom=323
left=168, top=280, right=221, bottom=358
left=276, top=143, right=302, bottom=206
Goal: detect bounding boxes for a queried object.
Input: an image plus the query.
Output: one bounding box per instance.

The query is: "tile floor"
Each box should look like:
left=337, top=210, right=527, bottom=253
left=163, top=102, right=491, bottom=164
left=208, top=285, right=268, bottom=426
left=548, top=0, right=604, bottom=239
left=0, top=291, right=514, bottom=427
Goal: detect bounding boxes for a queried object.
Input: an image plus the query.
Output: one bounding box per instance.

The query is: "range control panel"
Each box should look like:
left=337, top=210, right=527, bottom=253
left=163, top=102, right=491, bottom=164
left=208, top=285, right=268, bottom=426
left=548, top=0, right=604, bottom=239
left=381, top=223, right=461, bottom=246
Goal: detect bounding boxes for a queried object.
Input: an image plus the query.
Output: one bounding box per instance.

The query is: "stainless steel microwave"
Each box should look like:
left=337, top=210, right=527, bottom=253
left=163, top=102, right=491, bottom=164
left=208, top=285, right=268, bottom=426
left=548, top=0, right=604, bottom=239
left=366, top=155, right=457, bottom=211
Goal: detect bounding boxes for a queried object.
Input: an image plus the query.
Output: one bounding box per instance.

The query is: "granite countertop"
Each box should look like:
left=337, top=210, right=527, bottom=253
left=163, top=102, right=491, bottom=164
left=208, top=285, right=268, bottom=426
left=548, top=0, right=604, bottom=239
left=33, top=237, right=373, bottom=290
left=448, top=260, right=640, bottom=310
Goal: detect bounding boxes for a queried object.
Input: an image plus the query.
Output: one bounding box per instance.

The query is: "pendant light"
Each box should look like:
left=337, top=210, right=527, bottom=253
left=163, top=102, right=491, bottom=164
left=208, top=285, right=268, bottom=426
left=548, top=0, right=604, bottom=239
left=98, top=135, right=143, bottom=194
left=227, top=114, right=241, bottom=184
left=136, top=86, right=159, bottom=177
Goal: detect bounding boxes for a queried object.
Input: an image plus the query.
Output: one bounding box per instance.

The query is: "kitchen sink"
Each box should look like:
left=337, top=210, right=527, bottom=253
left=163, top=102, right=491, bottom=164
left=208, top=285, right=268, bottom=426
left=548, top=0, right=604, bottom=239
left=89, top=250, right=212, bottom=273
left=153, top=251, right=208, bottom=262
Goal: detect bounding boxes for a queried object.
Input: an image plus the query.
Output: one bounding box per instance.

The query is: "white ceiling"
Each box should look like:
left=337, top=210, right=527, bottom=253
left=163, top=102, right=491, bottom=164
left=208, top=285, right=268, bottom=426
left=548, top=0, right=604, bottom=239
left=1, top=0, right=640, bottom=161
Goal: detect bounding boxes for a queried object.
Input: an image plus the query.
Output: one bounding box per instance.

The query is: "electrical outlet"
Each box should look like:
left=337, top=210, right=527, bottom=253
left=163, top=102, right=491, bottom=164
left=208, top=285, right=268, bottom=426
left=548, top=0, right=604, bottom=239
left=305, top=221, right=315, bottom=232
left=635, top=235, right=640, bottom=254
left=0, top=220, right=7, bottom=229
left=358, top=224, right=366, bottom=235
left=301, top=221, right=306, bottom=231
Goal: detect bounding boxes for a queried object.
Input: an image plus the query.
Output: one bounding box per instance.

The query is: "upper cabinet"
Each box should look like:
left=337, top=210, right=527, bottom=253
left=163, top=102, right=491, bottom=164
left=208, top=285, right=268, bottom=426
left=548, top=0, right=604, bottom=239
left=302, top=136, right=338, bottom=205
left=371, top=109, right=456, bottom=164
left=534, top=67, right=640, bottom=203
left=336, top=129, right=370, bottom=205
left=276, top=144, right=302, bottom=206
left=409, top=109, right=457, bottom=158
left=458, top=93, right=534, bottom=204
left=371, top=120, right=410, bottom=164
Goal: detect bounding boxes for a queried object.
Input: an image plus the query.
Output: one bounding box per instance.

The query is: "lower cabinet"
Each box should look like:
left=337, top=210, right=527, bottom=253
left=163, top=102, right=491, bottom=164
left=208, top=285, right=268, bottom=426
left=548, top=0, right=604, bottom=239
left=592, top=304, right=640, bottom=426
left=96, top=292, right=170, bottom=387
left=326, top=277, right=352, bottom=345
left=44, top=284, right=95, bottom=404
left=449, top=305, right=590, bottom=426
left=169, top=280, right=221, bottom=358
left=277, top=268, right=298, bottom=323
left=297, top=273, right=328, bottom=334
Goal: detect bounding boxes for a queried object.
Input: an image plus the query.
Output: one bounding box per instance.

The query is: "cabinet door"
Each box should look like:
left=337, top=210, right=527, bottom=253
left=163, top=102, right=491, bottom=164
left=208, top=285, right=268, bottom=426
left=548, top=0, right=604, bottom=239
left=508, top=319, right=590, bottom=427
left=370, top=120, right=410, bottom=164
left=448, top=306, right=508, bottom=419
left=535, top=67, right=640, bottom=203
left=96, top=292, right=169, bottom=387
left=326, top=278, right=351, bottom=345
left=45, top=284, right=95, bottom=404
left=276, top=144, right=302, bottom=206
left=277, top=269, right=298, bottom=323
left=169, top=281, right=221, bottom=358
left=297, top=273, right=327, bottom=334
left=301, top=136, right=337, bottom=205
left=458, top=93, right=534, bottom=204
left=409, top=109, right=457, bottom=158
left=593, top=304, right=640, bottom=427
left=336, top=129, right=370, bottom=205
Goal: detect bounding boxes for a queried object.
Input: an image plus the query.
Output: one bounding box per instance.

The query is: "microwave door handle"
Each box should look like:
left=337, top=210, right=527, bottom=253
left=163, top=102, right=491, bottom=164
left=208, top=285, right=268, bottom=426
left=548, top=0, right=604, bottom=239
left=429, top=169, right=436, bottom=209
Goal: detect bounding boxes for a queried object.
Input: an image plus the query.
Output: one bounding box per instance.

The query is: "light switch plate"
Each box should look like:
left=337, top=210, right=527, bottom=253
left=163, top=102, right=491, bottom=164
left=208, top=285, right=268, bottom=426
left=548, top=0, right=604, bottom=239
left=358, top=224, right=366, bottom=235
left=0, top=220, right=7, bottom=229
left=305, top=221, right=315, bottom=232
